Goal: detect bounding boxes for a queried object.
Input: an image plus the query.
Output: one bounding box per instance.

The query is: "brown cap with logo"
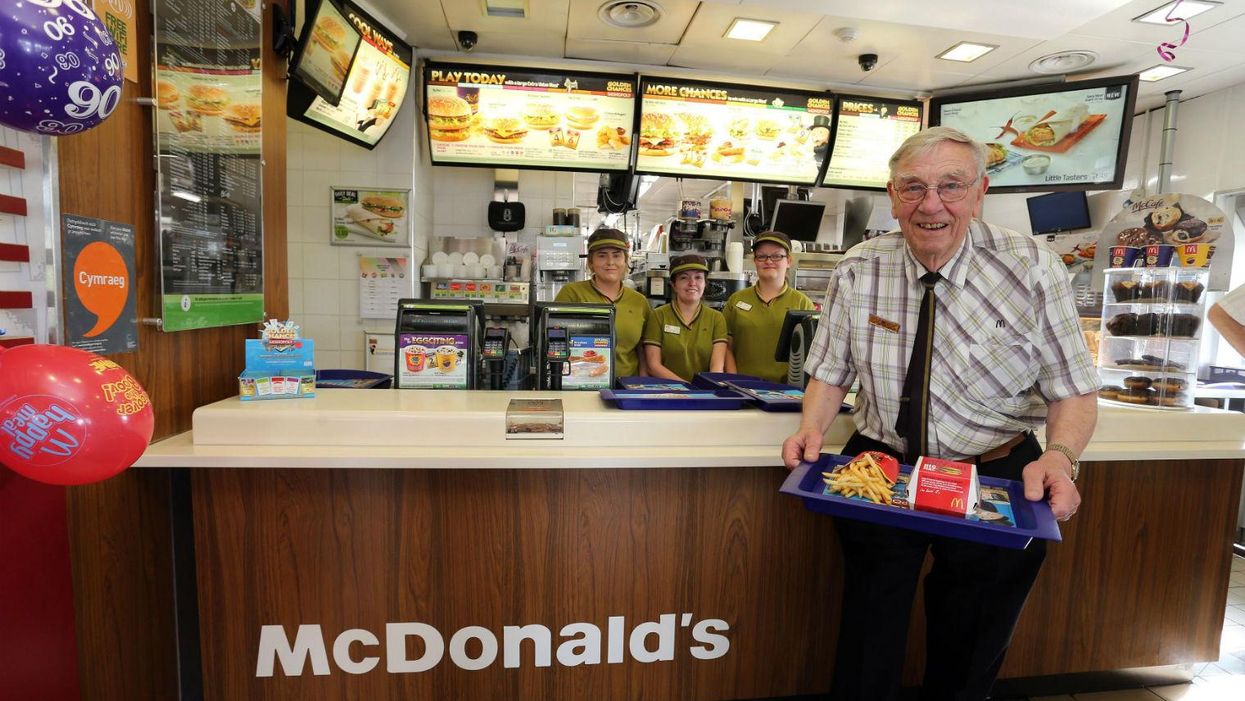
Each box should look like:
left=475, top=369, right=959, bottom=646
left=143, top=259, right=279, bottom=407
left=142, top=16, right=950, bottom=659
left=751, top=230, right=792, bottom=252
left=587, top=228, right=630, bottom=253
left=669, top=254, right=709, bottom=277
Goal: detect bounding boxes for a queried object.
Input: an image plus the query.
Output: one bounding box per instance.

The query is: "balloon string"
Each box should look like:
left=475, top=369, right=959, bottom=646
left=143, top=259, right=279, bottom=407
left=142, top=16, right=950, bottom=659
left=1157, top=0, right=1192, bottom=62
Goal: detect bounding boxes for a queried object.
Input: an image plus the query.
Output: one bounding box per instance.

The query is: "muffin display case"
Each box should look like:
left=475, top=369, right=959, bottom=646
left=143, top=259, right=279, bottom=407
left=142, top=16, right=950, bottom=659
left=1098, top=267, right=1207, bottom=410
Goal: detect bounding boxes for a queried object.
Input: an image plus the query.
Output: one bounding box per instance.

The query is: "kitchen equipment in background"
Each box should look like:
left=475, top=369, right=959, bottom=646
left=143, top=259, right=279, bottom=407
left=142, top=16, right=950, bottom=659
left=480, top=326, right=511, bottom=390
left=703, top=272, right=748, bottom=310
left=534, top=302, right=615, bottom=391
left=536, top=235, right=584, bottom=301
left=668, top=215, right=733, bottom=271
left=393, top=299, right=485, bottom=390
left=710, top=197, right=733, bottom=222
left=791, top=250, right=845, bottom=299
left=488, top=200, right=525, bottom=232
left=679, top=199, right=703, bottom=220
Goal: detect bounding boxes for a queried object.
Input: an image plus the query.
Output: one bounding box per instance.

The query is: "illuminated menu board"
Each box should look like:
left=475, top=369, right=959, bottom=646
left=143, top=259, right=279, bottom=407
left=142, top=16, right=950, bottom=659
left=424, top=62, right=636, bottom=172
left=288, top=0, right=412, bottom=150
left=634, top=77, right=832, bottom=185
left=930, top=75, right=1138, bottom=193
left=289, top=0, right=362, bottom=105
left=822, top=96, right=923, bottom=190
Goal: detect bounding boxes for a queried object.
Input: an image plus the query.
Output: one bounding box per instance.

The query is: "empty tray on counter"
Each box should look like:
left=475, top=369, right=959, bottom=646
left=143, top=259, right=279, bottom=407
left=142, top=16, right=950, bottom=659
left=599, top=388, right=749, bottom=410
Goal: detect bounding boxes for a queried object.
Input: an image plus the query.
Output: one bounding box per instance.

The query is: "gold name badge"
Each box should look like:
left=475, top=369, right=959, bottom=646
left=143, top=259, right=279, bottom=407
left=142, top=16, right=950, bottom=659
left=868, top=314, right=900, bottom=333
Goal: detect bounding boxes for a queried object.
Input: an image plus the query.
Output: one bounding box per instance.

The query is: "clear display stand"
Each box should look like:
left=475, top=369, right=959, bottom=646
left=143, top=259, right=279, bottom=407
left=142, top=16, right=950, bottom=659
left=1097, top=267, right=1208, bottom=410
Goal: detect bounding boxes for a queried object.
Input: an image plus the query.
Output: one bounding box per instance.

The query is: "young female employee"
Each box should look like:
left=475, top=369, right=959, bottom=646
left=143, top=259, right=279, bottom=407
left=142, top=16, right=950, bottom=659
left=555, top=228, right=652, bottom=378
left=642, top=254, right=728, bottom=382
left=723, top=230, right=816, bottom=383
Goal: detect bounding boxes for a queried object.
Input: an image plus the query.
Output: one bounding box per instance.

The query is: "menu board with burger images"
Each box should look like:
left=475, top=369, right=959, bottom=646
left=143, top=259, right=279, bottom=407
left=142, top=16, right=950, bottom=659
left=822, top=96, right=923, bottom=190
left=287, top=1, right=412, bottom=150
left=289, top=0, right=363, bottom=106
left=423, top=63, right=636, bottom=172
left=930, top=75, right=1138, bottom=193
left=153, top=0, right=264, bottom=332
left=634, top=77, right=832, bottom=185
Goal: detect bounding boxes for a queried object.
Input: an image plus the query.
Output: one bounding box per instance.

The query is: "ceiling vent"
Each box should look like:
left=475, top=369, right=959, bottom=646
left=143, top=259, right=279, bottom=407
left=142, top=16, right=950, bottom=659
left=599, top=1, right=663, bottom=29
left=1029, top=50, right=1098, bottom=75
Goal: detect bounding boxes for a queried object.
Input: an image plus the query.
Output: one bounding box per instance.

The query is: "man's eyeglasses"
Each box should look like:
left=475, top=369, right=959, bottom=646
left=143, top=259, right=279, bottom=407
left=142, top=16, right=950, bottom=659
left=893, top=178, right=977, bottom=204
left=754, top=253, right=788, bottom=263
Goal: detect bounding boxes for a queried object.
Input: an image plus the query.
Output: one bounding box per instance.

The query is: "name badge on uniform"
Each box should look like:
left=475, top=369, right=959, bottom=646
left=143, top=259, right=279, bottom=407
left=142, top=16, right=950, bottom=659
left=868, top=314, right=900, bottom=333
left=664, top=324, right=681, bottom=335
left=735, top=301, right=753, bottom=311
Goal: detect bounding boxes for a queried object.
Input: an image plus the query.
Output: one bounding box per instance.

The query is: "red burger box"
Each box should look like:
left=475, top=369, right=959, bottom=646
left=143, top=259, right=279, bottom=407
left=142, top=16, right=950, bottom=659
left=908, top=457, right=979, bottom=518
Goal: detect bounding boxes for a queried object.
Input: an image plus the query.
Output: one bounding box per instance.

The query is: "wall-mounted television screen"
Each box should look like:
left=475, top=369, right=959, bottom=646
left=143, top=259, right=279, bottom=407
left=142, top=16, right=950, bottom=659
left=288, top=0, right=361, bottom=106
left=770, top=199, right=826, bottom=242
left=423, top=62, right=636, bottom=173
left=635, top=76, right=832, bottom=186
left=1026, top=190, right=1092, bottom=235
left=287, top=0, right=412, bottom=150
left=821, top=95, right=923, bottom=191
left=929, top=74, right=1138, bottom=193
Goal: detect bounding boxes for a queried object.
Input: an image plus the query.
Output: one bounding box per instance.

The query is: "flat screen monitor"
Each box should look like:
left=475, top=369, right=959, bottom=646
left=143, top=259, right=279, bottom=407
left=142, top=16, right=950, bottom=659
left=821, top=95, right=923, bottom=191
left=287, top=0, right=412, bottom=150
left=424, top=62, right=636, bottom=173
left=770, top=199, right=826, bottom=242
left=635, top=76, right=832, bottom=185
left=1026, top=190, right=1092, bottom=235
left=929, top=74, right=1138, bottom=193
left=289, top=0, right=361, bottom=106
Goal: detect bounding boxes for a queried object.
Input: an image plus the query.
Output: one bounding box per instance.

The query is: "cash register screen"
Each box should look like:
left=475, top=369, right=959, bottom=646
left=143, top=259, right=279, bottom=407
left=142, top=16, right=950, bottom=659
left=564, top=336, right=612, bottom=390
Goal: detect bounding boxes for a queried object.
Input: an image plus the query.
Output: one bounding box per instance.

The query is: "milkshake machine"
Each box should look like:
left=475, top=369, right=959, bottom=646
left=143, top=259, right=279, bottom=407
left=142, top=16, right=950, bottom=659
left=535, top=235, right=584, bottom=302
left=533, top=302, right=615, bottom=390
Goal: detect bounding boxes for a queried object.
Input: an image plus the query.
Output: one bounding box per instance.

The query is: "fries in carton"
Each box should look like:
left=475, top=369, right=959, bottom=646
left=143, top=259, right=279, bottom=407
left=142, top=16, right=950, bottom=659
left=823, top=451, right=899, bottom=505
left=908, top=457, right=979, bottom=518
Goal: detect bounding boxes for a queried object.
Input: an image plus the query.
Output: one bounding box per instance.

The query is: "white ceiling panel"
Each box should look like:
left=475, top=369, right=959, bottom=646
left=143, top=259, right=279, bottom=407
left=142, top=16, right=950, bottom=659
left=1066, top=0, right=1245, bottom=43
left=855, top=64, right=978, bottom=93
left=1171, top=14, right=1245, bottom=57
left=376, top=0, right=457, bottom=50
left=454, top=31, right=568, bottom=58
left=975, top=34, right=1154, bottom=82
left=564, top=38, right=678, bottom=65
left=1134, top=60, right=1245, bottom=111
left=566, top=0, right=699, bottom=44
left=667, top=44, right=783, bottom=73
left=440, top=0, right=570, bottom=33
left=677, top=2, right=822, bottom=56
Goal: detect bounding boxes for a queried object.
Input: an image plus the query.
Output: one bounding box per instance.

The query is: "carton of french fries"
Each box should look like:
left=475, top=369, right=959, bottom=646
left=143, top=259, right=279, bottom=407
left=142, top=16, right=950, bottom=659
left=822, top=451, right=900, bottom=506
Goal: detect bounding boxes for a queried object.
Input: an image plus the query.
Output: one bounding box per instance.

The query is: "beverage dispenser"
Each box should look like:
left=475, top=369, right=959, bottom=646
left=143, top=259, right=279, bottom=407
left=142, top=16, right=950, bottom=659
left=533, top=302, right=615, bottom=391
left=393, top=299, right=484, bottom=389
left=535, top=235, right=584, bottom=301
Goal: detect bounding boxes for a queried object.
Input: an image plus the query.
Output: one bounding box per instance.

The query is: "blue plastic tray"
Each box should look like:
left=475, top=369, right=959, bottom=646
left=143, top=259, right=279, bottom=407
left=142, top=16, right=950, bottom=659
left=723, top=378, right=805, bottom=412
left=315, top=369, right=392, bottom=389
left=617, top=376, right=695, bottom=391
left=692, top=372, right=758, bottom=390
left=779, top=453, right=1061, bottom=549
left=599, top=388, right=749, bottom=410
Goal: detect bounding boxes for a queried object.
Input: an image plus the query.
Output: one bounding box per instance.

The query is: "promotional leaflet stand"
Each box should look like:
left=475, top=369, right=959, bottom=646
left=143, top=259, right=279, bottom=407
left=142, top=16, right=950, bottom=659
left=533, top=302, right=615, bottom=391
left=393, top=299, right=484, bottom=389
left=775, top=309, right=820, bottom=388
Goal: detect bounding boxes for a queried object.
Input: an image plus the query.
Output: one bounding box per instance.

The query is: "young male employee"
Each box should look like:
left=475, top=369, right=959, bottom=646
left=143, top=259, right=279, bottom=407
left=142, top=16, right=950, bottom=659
left=723, top=230, right=815, bottom=383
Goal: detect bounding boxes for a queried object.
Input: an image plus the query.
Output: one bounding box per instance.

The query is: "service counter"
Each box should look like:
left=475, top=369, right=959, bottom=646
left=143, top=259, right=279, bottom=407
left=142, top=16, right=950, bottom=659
left=136, top=390, right=1245, bottom=699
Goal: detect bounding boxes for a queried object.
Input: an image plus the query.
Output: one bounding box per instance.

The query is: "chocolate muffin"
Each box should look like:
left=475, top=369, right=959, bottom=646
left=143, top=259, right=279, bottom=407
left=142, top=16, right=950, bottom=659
left=1173, top=281, right=1205, bottom=304
left=1106, top=313, right=1137, bottom=336
left=1110, top=279, right=1144, bottom=302
left=1170, top=313, right=1200, bottom=337
left=1117, top=227, right=1158, bottom=247
left=1144, top=280, right=1172, bottom=301
left=1136, top=312, right=1161, bottom=336
left=1123, top=376, right=1152, bottom=390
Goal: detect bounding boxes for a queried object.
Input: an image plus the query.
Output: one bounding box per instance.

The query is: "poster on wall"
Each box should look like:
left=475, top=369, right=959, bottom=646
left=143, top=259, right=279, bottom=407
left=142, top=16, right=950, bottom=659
left=424, top=62, right=636, bottom=172
left=62, top=215, right=138, bottom=355
left=92, top=0, right=140, bottom=83
left=822, top=96, right=923, bottom=190
left=331, top=187, right=409, bottom=246
left=1090, top=192, right=1234, bottom=291
left=358, top=256, right=409, bottom=319
left=635, top=76, right=832, bottom=185
left=396, top=333, right=468, bottom=389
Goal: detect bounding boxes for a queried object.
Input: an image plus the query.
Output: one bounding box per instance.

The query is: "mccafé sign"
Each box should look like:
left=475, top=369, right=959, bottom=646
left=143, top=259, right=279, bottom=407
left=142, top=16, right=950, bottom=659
left=257, top=614, right=731, bottom=677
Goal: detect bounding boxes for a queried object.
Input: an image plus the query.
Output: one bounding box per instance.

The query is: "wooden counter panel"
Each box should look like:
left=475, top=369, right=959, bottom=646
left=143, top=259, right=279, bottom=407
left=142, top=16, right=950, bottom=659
left=192, top=467, right=841, bottom=700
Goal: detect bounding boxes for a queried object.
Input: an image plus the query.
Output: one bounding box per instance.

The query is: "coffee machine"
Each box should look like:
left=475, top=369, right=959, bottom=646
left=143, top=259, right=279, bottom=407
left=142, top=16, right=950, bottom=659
left=667, top=217, right=732, bottom=271
left=533, top=302, right=615, bottom=390
left=393, top=299, right=484, bottom=389
left=535, top=235, right=583, bottom=301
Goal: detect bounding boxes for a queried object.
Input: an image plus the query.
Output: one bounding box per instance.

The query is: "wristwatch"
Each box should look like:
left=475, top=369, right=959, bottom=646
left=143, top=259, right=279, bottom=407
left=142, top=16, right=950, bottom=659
left=1045, top=443, right=1080, bottom=482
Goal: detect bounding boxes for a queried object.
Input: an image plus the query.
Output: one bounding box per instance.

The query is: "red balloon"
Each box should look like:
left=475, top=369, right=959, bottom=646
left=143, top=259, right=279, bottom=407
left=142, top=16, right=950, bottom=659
left=0, top=345, right=154, bottom=486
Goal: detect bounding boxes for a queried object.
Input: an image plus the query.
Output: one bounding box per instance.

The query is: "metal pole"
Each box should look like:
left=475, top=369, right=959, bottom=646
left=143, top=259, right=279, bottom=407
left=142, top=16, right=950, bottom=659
left=1157, top=90, right=1182, bottom=194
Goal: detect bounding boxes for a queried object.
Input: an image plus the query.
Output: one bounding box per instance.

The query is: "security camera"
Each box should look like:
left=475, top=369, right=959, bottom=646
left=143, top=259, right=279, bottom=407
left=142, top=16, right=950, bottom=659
left=858, top=53, right=878, bottom=72
left=458, top=30, right=478, bottom=52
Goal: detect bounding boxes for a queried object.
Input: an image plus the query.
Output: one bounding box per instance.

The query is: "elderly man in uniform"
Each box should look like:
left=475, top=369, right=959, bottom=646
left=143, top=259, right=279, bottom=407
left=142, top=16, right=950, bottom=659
left=783, top=126, right=1097, bottom=701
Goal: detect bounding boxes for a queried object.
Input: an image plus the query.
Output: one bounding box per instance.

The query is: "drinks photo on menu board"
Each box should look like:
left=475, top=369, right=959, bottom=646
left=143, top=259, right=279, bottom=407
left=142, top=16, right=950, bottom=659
left=931, top=75, right=1138, bottom=192
left=288, top=1, right=412, bottom=149
left=823, top=96, right=923, bottom=190
left=635, top=77, right=832, bottom=185
left=424, top=63, right=636, bottom=172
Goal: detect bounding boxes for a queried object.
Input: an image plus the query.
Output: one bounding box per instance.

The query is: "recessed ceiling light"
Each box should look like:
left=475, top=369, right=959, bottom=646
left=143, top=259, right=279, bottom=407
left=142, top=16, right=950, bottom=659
left=482, top=0, right=527, bottom=18
left=936, top=42, right=998, bottom=62
left=725, top=18, right=777, bottom=42
left=1138, top=64, right=1191, bottom=81
left=1134, top=1, right=1220, bottom=24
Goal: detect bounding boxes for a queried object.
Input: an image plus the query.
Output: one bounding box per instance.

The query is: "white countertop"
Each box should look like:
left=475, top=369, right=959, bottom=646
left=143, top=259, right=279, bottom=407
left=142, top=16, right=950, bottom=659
left=134, top=389, right=1245, bottom=469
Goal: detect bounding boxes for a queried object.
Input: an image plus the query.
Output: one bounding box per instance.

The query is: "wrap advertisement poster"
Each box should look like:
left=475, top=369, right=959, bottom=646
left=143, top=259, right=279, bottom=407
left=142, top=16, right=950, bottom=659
left=424, top=63, right=635, bottom=172
left=290, top=0, right=362, bottom=105
left=290, top=1, right=412, bottom=149
left=823, top=96, right=923, bottom=190
left=398, top=333, right=468, bottom=389
left=932, top=76, right=1136, bottom=191
left=331, top=187, right=409, bottom=246
left=563, top=336, right=612, bottom=390
left=635, top=77, right=832, bottom=185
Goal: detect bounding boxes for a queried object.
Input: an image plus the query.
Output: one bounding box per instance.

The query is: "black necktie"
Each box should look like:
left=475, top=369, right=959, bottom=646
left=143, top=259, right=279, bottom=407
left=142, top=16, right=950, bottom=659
left=896, top=272, right=941, bottom=465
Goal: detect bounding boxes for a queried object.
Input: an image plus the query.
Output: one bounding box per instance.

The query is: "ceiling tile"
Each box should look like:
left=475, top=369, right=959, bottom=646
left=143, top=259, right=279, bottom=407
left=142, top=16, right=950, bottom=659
left=975, top=34, right=1153, bottom=83
left=1176, top=14, right=1245, bottom=57
left=676, top=2, right=822, bottom=57
left=440, top=0, right=571, bottom=34
left=1065, top=0, right=1245, bottom=43
left=667, top=44, right=782, bottom=73
left=564, top=38, right=678, bottom=65
left=1133, top=59, right=1245, bottom=111
left=377, top=0, right=457, bottom=50
left=567, top=0, right=699, bottom=44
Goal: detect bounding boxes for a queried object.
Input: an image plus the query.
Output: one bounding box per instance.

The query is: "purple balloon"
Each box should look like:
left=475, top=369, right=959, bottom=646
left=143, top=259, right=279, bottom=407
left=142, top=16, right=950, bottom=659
left=0, top=0, right=124, bottom=136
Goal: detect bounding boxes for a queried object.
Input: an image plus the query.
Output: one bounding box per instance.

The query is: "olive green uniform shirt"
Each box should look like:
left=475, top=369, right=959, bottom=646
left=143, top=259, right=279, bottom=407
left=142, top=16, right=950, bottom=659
left=723, top=284, right=815, bottom=384
left=642, top=303, right=728, bottom=382
left=555, top=280, right=652, bottom=378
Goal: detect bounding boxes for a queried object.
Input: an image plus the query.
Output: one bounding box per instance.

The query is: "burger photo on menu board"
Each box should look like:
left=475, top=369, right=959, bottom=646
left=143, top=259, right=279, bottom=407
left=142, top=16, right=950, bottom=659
left=156, top=80, right=180, bottom=110
left=484, top=114, right=528, bottom=144
left=566, top=106, right=600, bottom=130
left=186, top=84, right=229, bottom=116
left=330, top=51, right=352, bottom=82
left=223, top=104, right=262, bottom=133
left=312, top=14, right=348, bottom=53
left=639, top=112, right=680, bottom=157
left=754, top=118, right=780, bottom=140
left=523, top=103, right=560, bottom=130
left=427, top=95, right=473, bottom=142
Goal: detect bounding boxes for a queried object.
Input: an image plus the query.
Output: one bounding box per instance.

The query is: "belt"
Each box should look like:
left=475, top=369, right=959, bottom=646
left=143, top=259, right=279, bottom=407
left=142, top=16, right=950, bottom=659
left=976, top=432, right=1029, bottom=464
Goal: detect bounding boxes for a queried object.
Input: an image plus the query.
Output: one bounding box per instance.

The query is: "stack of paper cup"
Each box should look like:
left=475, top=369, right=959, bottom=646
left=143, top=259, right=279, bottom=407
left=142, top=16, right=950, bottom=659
left=725, top=242, right=744, bottom=273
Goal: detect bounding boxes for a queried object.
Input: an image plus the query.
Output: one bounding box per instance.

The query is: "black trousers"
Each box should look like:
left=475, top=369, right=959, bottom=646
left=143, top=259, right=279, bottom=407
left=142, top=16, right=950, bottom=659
left=827, top=432, right=1047, bottom=701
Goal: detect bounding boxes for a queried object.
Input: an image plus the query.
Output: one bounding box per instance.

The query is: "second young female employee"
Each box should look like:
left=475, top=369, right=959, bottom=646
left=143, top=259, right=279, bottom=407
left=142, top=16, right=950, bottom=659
left=642, top=254, right=728, bottom=382
left=724, top=230, right=816, bottom=383
left=556, top=228, right=652, bottom=378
